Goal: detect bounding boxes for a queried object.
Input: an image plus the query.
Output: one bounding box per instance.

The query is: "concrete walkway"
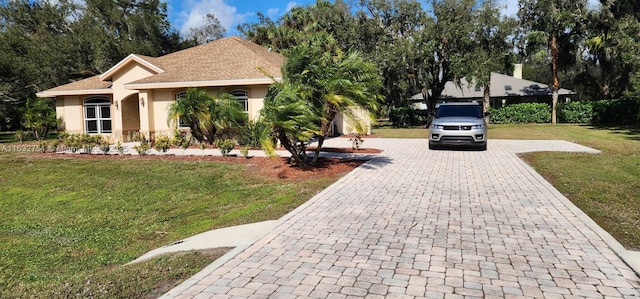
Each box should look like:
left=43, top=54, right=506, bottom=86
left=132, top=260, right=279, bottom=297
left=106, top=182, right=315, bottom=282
left=162, top=139, right=640, bottom=298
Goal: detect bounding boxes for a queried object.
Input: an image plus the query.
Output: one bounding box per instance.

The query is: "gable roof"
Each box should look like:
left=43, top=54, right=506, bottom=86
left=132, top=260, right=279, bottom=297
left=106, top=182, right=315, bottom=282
left=99, top=54, right=165, bottom=81
left=37, top=36, right=283, bottom=97
left=411, top=73, right=575, bottom=100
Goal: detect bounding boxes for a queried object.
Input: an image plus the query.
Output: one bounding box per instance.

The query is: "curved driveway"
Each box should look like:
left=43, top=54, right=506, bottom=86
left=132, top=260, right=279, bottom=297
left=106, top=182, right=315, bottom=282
left=165, top=139, right=640, bottom=298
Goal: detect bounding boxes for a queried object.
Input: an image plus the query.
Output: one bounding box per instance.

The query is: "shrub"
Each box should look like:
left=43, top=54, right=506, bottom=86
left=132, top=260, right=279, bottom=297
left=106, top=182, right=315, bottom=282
left=237, top=120, right=270, bottom=149
left=349, top=134, right=364, bottom=150
left=489, top=103, right=551, bottom=124
left=239, top=146, right=250, bottom=158
left=134, top=136, right=151, bottom=156
left=389, top=107, right=429, bottom=127
left=558, top=101, right=593, bottom=124
left=592, top=98, right=640, bottom=126
left=14, top=130, right=30, bottom=143
left=154, top=135, right=171, bottom=154
left=215, top=138, right=235, bottom=156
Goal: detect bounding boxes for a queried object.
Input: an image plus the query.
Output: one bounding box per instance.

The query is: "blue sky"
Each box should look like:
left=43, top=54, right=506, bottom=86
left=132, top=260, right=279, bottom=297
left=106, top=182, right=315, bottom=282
left=164, top=0, right=316, bottom=36
left=164, top=0, right=601, bottom=37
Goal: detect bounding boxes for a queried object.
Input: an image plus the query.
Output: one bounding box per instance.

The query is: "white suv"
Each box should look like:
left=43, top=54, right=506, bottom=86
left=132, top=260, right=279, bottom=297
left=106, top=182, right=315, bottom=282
left=429, top=102, right=488, bottom=150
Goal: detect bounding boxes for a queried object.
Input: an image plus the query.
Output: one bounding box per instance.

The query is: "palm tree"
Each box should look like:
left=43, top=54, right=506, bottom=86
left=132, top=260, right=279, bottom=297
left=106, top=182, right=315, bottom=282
left=261, top=81, right=320, bottom=168
left=168, top=88, right=246, bottom=144
left=287, top=33, right=383, bottom=164
left=263, top=32, right=383, bottom=167
left=24, top=97, right=57, bottom=140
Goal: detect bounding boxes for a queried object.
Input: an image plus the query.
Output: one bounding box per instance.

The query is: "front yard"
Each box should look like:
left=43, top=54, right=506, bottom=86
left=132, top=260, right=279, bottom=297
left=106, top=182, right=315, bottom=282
left=0, top=153, right=356, bottom=298
left=1, top=124, right=638, bottom=297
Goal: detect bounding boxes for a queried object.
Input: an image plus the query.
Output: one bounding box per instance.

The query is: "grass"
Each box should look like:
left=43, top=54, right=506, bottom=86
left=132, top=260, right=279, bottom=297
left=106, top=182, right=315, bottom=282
left=374, top=123, right=640, bottom=250
left=0, top=153, right=340, bottom=298
left=372, top=126, right=428, bottom=138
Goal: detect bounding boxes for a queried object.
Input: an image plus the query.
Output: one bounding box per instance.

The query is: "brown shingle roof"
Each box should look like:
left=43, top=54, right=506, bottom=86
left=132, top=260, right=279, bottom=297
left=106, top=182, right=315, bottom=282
left=36, top=75, right=112, bottom=97
left=130, top=36, right=283, bottom=85
left=37, top=37, right=283, bottom=97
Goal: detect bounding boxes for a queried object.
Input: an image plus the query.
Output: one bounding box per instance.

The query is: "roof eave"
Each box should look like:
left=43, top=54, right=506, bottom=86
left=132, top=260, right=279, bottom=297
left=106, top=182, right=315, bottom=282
left=124, top=78, right=282, bottom=90
left=36, top=89, right=113, bottom=98
left=99, top=54, right=164, bottom=81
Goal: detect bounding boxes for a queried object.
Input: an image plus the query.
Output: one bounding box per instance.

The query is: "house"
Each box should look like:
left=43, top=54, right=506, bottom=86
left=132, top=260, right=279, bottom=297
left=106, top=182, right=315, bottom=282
left=37, top=36, right=285, bottom=142
left=410, top=64, right=576, bottom=109
left=38, top=36, right=368, bottom=142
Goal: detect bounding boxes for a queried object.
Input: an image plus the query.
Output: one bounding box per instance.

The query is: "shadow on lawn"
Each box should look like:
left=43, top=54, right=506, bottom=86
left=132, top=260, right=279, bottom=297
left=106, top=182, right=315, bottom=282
left=585, top=125, right=640, bottom=141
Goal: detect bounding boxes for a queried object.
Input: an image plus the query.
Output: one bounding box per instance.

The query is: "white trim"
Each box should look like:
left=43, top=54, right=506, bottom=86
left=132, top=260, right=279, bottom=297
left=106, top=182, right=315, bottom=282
left=124, top=78, right=282, bottom=90
left=99, top=54, right=165, bottom=81
left=36, top=89, right=113, bottom=98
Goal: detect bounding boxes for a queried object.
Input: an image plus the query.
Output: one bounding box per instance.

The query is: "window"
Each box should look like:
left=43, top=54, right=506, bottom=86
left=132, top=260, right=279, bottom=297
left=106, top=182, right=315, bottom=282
left=505, top=85, right=512, bottom=91
left=231, top=90, right=248, bottom=112
left=175, top=92, right=189, bottom=128
left=84, top=97, right=112, bottom=134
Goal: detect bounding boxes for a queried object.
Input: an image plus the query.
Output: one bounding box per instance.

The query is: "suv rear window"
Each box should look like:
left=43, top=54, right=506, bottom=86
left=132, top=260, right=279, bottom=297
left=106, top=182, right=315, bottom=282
left=436, top=105, right=482, bottom=118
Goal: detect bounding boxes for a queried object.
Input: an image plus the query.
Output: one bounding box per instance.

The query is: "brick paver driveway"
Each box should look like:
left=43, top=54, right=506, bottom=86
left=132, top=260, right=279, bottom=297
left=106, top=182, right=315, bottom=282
left=165, top=139, right=640, bottom=298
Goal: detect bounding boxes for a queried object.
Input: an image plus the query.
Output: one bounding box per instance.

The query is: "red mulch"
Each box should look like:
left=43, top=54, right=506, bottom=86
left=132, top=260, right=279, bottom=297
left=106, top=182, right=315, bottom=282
left=306, top=147, right=382, bottom=154
left=36, top=152, right=366, bottom=181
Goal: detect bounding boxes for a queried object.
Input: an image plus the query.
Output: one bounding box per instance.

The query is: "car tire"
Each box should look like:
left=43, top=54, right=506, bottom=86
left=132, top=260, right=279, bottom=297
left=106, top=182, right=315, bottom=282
left=429, top=142, right=437, bottom=150
left=479, top=143, right=487, bottom=151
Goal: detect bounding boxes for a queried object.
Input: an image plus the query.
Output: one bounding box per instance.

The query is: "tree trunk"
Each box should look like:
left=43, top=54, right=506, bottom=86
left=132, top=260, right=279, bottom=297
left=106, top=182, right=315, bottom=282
left=312, top=106, right=337, bottom=165
left=275, top=128, right=308, bottom=168
left=550, top=33, right=560, bottom=124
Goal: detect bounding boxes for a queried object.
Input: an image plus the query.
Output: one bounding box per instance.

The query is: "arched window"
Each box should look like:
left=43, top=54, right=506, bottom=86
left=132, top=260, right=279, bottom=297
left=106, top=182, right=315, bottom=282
left=231, top=90, right=248, bottom=112
left=175, top=92, right=189, bottom=128
left=84, top=97, right=112, bottom=134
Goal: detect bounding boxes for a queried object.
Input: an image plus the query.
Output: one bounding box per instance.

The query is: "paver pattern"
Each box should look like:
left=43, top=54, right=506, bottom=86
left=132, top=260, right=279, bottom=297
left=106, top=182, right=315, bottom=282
left=166, top=139, right=640, bottom=298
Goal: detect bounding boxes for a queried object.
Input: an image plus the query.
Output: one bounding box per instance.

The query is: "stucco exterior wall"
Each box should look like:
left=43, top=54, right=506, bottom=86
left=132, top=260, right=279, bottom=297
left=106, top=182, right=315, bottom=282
left=57, top=96, right=84, bottom=134
left=110, top=63, right=154, bottom=137
left=150, top=89, right=174, bottom=136
left=334, top=107, right=372, bottom=136
left=249, top=85, right=267, bottom=120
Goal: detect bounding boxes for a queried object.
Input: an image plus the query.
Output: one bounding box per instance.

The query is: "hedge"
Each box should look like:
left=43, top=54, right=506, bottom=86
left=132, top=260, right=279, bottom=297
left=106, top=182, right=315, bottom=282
left=591, top=98, right=640, bottom=126
left=557, top=101, right=593, bottom=124
left=389, top=107, right=429, bottom=127
left=489, top=103, right=551, bottom=124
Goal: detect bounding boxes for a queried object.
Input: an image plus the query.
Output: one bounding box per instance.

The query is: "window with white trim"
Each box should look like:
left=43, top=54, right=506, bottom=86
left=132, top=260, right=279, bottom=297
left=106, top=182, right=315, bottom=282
left=231, top=90, right=248, bottom=112
left=175, top=92, right=189, bottom=128
left=84, top=97, right=112, bottom=134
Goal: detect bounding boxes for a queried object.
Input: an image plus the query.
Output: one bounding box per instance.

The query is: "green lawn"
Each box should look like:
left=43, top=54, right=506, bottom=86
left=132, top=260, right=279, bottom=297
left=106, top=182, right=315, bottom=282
left=375, top=124, right=640, bottom=250
left=1, top=124, right=638, bottom=297
left=0, top=153, right=339, bottom=298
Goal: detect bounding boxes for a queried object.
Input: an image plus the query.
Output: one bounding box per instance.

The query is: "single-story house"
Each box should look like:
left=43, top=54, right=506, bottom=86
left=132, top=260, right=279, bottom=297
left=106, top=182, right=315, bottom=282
left=37, top=36, right=366, bottom=142
left=410, top=64, right=575, bottom=109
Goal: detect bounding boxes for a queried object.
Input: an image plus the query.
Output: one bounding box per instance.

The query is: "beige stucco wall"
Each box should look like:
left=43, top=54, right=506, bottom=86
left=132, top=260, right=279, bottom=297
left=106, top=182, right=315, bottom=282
left=56, top=96, right=84, bottom=134
left=150, top=89, right=174, bottom=136
left=249, top=85, right=267, bottom=120
left=110, top=63, right=155, bottom=138
left=334, top=107, right=372, bottom=136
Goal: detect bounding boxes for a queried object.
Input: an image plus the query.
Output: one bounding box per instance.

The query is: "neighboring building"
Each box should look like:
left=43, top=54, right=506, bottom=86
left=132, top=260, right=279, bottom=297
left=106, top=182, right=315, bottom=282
left=411, top=65, right=576, bottom=109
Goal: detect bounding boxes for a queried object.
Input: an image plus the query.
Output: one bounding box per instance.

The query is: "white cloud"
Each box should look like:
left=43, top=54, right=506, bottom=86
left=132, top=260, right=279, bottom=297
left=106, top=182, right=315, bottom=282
left=285, top=1, right=300, bottom=12
left=267, top=7, right=280, bottom=18
left=500, top=0, right=602, bottom=18
left=176, top=0, right=251, bottom=36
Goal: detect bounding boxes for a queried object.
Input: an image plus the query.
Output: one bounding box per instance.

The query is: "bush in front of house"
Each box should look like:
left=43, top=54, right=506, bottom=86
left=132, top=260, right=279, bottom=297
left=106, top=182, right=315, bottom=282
left=591, top=98, right=640, bottom=126
left=558, top=101, right=593, bottom=124
left=389, top=107, right=429, bottom=127
left=489, top=103, right=551, bottom=124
